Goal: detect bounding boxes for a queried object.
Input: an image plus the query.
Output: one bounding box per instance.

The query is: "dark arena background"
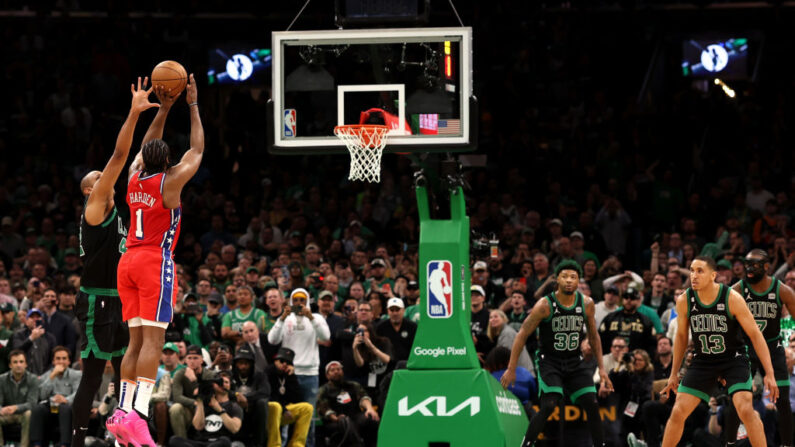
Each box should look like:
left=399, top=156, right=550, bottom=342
left=1, top=1, right=795, bottom=447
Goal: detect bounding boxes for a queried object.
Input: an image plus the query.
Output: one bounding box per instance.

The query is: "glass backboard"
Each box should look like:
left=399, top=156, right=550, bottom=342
left=269, top=27, right=475, bottom=154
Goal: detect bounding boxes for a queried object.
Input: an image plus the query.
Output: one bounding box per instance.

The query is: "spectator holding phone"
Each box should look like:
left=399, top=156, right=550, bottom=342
left=268, top=288, right=330, bottom=447
left=12, top=308, right=57, bottom=375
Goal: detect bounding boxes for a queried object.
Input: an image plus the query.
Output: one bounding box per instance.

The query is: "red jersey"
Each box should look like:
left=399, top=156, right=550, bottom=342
left=126, top=171, right=181, bottom=252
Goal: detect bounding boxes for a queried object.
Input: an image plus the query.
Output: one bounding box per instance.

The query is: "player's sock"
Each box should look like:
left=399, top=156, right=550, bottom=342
left=724, top=402, right=740, bottom=447
left=72, top=355, right=107, bottom=447
left=119, top=379, right=137, bottom=413
left=777, top=386, right=793, bottom=446
left=133, top=376, right=156, bottom=416
left=524, top=394, right=561, bottom=446
left=578, top=393, right=604, bottom=445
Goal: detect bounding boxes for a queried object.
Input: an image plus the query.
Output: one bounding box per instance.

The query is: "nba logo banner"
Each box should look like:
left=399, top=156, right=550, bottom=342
left=284, top=109, right=296, bottom=137
left=427, top=260, right=453, bottom=318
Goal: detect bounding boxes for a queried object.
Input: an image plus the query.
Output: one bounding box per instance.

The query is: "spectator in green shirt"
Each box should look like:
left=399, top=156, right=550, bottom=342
left=221, top=286, right=266, bottom=346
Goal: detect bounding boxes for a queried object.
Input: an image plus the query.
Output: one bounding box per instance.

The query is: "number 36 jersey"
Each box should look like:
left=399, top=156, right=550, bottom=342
left=537, top=291, right=586, bottom=359
left=126, top=171, right=181, bottom=253
left=687, top=284, right=746, bottom=361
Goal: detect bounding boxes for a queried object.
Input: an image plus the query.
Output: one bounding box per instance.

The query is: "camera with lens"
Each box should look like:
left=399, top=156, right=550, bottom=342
left=198, top=376, right=224, bottom=405
left=622, top=352, right=633, bottom=364
left=311, top=274, right=324, bottom=285
left=356, top=328, right=365, bottom=337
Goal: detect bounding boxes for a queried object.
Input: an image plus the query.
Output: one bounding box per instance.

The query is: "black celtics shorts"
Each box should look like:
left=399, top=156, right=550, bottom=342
left=679, top=354, right=751, bottom=403
left=749, top=341, right=790, bottom=388
left=535, top=352, right=597, bottom=403
left=76, top=287, right=129, bottom=360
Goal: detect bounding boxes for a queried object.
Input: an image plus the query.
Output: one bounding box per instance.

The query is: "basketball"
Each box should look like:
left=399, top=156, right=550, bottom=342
left=151, top=60, right=187, bottom=97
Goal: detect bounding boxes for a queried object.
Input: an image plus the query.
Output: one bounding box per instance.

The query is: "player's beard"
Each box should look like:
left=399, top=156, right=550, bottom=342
left=745, top=267, right=766, bottom=284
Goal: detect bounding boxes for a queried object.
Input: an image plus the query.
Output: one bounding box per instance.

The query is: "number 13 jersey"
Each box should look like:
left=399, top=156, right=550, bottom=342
left=126, top=170, right=181, bottom=252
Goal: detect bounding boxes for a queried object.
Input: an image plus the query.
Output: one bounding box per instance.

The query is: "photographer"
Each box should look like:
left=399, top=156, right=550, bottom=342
left=179, top=300, right=215, bottom=349
left=610, top=349, right=654, bottom=444
left=352, top=323, right=393, bottom=405
left=168, top=374, right=243, bottom=447
left=209, top=342, right=233, bottom=373
left=169, top=345, right=219, bottom=439
left=268, top=287, right=330, bottom=447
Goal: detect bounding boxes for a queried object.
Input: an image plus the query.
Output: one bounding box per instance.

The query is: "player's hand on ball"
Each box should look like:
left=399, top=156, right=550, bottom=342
left=154, top=84, right=178, bottom=108
left=130, top=77, right=159, bottom=114
left=764, top=374, right=779, bottom=403
left=185, top=73, right=198, bottom=105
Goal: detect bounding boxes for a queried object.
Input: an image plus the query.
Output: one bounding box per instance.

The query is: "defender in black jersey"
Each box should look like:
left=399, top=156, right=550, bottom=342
left=724, top=249, right=795, bottom=447
left=72, top=78, right=159, bottom=447
left=501, top=260, right=612, bottom=447
left=661, top=256, right=778, bottom=447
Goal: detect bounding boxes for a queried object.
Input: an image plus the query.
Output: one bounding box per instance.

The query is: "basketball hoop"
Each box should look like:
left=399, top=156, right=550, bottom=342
left=334, top=124, right=389, bottom=183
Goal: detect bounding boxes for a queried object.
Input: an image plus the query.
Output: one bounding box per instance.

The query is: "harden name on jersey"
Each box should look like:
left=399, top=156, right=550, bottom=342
left=129, top=191, right=156, bottom=207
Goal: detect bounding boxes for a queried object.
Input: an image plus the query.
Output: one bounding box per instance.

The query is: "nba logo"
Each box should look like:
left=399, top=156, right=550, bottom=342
left=427, top=260, right=453, bottom=318
left=284, top=109, right=297, bottom=137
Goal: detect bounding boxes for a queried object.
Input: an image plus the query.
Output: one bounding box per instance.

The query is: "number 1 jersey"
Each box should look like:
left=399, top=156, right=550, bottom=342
left=126, top=171, right=181, bottom=252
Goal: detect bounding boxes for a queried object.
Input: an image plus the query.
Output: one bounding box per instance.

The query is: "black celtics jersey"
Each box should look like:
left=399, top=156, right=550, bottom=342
left=739, top=278, right=782, bottom=343
left=537, top=291, right=586, bottom=359
left=79, top=207, right=127, bottom=290
left=687, top=284, right=745, bottom=360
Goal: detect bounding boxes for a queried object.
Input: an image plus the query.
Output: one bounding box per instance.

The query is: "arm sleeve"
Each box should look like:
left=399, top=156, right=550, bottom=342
left=171, top=371, right=196, bottom=409
left=65, top=370, right=82, bottom=404
left=267, top=319, right=285, bottom=344
left=38, top=374, right=54, bottom=400
left=312, top=315, right=330, bottom=342
left=316, top=386, right=333, bottom=419
left=246, top=372, right=270, bottom=402
left=18, top=376, right=39, bottom=413
left=197, top=317, right=215, bottom=346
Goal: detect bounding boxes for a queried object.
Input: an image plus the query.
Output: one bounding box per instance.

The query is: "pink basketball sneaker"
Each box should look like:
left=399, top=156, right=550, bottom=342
left=105, top=409, right=131, bottom=444
left=118, top=410, right=156, bottom=447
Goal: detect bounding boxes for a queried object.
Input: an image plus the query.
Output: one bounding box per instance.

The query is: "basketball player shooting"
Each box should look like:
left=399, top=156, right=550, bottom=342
left=73, top=77, right=159, bottom=447
left=106, top=74, right=204, bottom=447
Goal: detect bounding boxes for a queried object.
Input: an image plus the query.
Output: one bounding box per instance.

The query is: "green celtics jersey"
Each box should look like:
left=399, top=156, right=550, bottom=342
left=687, top=284, right=745, bottom=360
left=221, top=307, right=267, bottom=333
left=739, top=278, right=782, bottom=342
left=537, top=291, right=586, bottom=359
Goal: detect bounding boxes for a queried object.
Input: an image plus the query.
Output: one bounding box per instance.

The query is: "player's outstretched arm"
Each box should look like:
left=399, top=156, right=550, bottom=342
left=167, top=74, right=204, bottom=189
left=661, top=292, right=689, bottom=399
left=584, top=296, right=613, bottom=392
left=500, top=298, right=549, bottom=388
left=129, top=85, right=177, bottom=181
left=85, top=77, right=158, bottom=225
left=729, top=290, right=779, bottom=402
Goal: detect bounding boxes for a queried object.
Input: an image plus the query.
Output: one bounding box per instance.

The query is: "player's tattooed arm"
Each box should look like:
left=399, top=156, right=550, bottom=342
left=500, top=298, right=549, bottom=388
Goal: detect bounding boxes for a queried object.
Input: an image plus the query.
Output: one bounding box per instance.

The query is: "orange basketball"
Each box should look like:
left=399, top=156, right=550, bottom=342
left=151, top=60, right=187, bottom=97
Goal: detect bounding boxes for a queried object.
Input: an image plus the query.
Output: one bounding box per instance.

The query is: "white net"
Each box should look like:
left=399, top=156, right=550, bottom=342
left=334, top=125, right=388, bottom=183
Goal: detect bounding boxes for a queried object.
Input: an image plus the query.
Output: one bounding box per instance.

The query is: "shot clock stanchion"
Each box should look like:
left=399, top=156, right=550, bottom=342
left=378, top=171, right=528, bottom=447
